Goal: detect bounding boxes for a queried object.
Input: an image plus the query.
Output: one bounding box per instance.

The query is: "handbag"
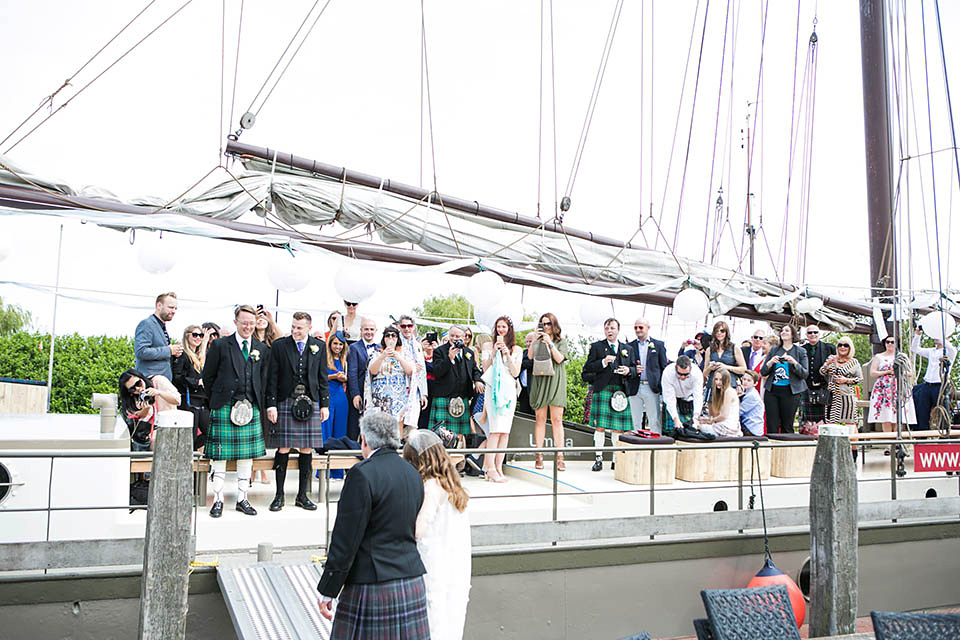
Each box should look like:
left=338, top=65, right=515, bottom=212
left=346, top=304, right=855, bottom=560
left=675, top=425, right=716, bottom=441
left=808, top=387, right=830, bottom=405
left=532, top=340, right=555, bottom=376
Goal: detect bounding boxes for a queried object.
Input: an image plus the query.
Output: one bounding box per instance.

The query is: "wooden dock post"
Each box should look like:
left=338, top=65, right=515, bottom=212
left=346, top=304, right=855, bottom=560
left=809, top=425, right=858, bottom=637
left=138, top=409, right=195, bottom=640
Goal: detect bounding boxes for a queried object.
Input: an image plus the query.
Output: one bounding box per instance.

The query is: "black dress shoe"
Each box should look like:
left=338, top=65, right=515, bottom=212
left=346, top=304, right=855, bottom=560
left=295, top=494, right=317, bottom=511
left=209, top=501, right=223, bottom=518
left=269, top=495, right=284, bottom=512
left=236, top=499, right=257, bottom=516
left=611, top=461, right=615, bottom=470
left=592, top=460, right=603, bottom=472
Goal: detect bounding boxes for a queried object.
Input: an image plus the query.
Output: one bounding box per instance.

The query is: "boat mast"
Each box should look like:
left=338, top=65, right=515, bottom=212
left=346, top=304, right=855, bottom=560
left=859, top=0, right=897, bottom=346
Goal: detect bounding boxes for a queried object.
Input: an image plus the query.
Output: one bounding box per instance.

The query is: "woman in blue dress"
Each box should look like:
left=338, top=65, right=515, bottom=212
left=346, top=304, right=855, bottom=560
left=322, top=332, right=349, bottom=478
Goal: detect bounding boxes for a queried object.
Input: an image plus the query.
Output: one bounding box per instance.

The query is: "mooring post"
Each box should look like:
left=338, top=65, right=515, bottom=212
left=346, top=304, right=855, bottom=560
left=809, top=424, right=859, bottom=637
left=139, top=409, right=195, bottom=639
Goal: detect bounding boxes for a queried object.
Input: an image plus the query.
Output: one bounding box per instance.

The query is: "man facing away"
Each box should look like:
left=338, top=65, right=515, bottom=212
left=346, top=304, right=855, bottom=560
left=626, top=317, right=669, bottom=434
left=202, top=305, right=269, bottom=518
left=265, top=311, right=330, bottom=512
left=134, top=292, right=182, bottom=379
left=581, top=318, right=635, bottom=472
left=317, top=410, right=429, bottom=639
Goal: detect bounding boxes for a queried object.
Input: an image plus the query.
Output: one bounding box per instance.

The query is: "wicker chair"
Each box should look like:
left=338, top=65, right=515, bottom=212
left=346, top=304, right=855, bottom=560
left=616, top=633, right=651, bottom=640
left=693, top=618, right=715, bottom=640
left=700, top=585, right=801, bottom=640
left=871, top=611, right=960, bottom=639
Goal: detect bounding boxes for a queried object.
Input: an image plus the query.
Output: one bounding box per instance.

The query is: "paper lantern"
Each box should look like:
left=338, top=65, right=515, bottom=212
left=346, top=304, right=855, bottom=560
left=137, top=236, right=175, bottom=275
left=466, top=271, right=505, bottom=310
left=919, top=311, right=956, bottom=341
left=746, top=558, right=806, bottom=628
left=333, top=264, right=377, bottom=302
left=673, top=288, right=709, bottom=322
left=795, top=297, right=824, bottom=314
left=0, top=234, right=11, bottom=263
left=267, top=253, right=310, bottom=293
left=579, top=299, right=607, bottom=330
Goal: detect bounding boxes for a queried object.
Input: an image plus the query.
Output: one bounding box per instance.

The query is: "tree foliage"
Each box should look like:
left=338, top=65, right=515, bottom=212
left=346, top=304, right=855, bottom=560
left=414, top=294, right=474, bottom=329
left=0, top=297, right=32, bottom=336
left=0, top=332, right=134, bottom=413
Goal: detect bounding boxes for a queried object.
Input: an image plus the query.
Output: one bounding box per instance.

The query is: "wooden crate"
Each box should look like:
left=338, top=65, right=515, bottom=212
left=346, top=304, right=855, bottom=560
left=771, top=445, right=817, bottom=478
left=675, top=442, right=770, bottom=482
left=0, top=380, right=48, bottom=414
left=614, top=444, right=677, bottom=485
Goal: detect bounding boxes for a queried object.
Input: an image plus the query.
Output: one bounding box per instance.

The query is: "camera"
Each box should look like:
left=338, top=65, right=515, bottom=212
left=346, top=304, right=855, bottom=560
left=138, top=391, right=155, bottom=406
left=452, top=339, right=465, bottom=349
left=537, top=322, right=545, bottom=331
left=425, top=331, right=438, bottom=344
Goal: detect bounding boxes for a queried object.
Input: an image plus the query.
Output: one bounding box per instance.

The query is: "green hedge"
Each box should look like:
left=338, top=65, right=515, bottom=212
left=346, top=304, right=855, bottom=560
left=564, top=353, right=589, bottom=423
left=0, top=332, right=134, bottom=413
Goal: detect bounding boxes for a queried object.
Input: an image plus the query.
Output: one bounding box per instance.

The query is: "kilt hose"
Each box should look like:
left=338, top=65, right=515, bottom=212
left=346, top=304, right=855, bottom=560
left=206, top=404, right=266, bottom=460
left=267, top=397, right=325, bottom=449
left=428, top=396, right=472, bottom=435
left=331, top=576, right=430, bottom=640
left=589, top=384, right=634, bottom=431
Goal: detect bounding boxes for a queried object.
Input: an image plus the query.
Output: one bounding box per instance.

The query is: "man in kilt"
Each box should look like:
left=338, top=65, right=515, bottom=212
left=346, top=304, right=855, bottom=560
left=318, top=411, right=429, bottom=639
left=661, top=355, right=704, bottom=436
left=265, top=311, right=330, bottom=512
left=581, top=318, right=636, bottom=472
left=428, top=325, right=484, bottom=436
left=202, top=305, right=270, bottom=517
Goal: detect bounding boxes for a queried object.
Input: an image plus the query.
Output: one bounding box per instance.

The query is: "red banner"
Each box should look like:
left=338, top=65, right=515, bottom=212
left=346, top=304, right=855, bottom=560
left=914, top=443, right=960, bottom=472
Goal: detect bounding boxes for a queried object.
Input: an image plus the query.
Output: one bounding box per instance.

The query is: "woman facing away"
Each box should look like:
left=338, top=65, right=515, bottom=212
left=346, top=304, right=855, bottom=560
left=402, top=430, right=471, bottom=640
left=697, top=368, right=742, bottom=438
left=528, top=312, right=568, bottom=471
left=481, top=316, right=523, bottom=483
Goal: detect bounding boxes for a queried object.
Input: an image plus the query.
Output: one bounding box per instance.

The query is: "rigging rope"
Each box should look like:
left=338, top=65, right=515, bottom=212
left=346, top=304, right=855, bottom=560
left=3, top=0, right=194, bottom=155
left=226, top=0, right=245, bottom=148
left=561, top=0, right=625, bottom=214
left=701, top=0, right=732, bottom=264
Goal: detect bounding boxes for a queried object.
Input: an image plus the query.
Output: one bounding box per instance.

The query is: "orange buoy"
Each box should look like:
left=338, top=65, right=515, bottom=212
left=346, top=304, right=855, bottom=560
left=746, top=558, right=806, bottom=628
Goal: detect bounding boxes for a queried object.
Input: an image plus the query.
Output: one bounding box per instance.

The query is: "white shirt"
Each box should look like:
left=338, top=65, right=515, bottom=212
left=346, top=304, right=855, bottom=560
left=234, top=332, right=251, bottom=353
left=660, top=363, right=704, bottom=425
left=911, top=334, right=957, bottom=384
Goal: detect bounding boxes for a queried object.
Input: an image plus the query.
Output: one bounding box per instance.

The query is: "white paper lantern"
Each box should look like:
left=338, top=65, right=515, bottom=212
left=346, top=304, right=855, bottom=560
left=475, top=306, right=498, bottom=334
left=919, top=311, right=957, bottom=341
left=795, top=297, right=824, bottom=314
left=579, top=299, right=607, bottom=330
left=0, top=234, right=12, bottom=263
left=673, top=288, right=709, bottom=322
left=334, top=264, right=377, bottom=302
left=137, top=236, right=176, bottom=275
left=466, top=271, right=505, bottom=310
left=267, top=253, right=310, bottom=293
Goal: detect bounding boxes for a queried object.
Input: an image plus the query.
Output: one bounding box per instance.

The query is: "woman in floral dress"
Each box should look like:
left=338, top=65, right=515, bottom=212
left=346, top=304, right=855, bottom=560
left=366, top=326, right=413, bottom=429
left=868, top=336, right=917, bottom=430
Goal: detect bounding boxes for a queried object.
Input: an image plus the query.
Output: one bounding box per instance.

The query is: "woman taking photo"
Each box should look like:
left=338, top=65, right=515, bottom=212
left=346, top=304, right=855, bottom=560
left=172, top=324, right=212, bottom=449
left=253, top=306, right=282, bottom=346
left=528, top=312, right=567, bottom=471
left=118, top=369, right=181, bottom=451
left=367, top=326, right=413, bottom=428
left=820, top=337, right=863, bottom=425
left=868, top=336, right=917, bottom=431
left=481, top=316, right=523, bottom=483
left=703, top=321, right=747, bottom=400
left=760, top=324, right=809, bottom=433
left=322, top=331, right=349, bottom=442
left=697, top=369, right=741, bottom=438
left=402, top=430, right=471, bottom=640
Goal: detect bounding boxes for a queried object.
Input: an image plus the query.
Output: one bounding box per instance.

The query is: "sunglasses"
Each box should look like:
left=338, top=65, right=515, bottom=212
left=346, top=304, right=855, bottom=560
left=752, top=335, right=763, bottom=339
left=210, top=333, right=220, bottom=338
left=190, top=332, right=204, bottom=338
left=884, top=339, right=895, bottom=344
left=838, top=344, right=851, bottom=348
left=344, top=301, right=358, bottom=307
left=807, top=330, right=819, bottom=335
left=542, top=321, right=553, bottom=326
left=676, top=371, right=690, bottom=378
left=125, top=379, right=144, bottom=393
left=399, top=323, right=414, bottom=329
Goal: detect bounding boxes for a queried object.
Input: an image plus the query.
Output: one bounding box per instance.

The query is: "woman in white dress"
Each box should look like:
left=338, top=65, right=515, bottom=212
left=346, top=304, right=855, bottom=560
left=697, top=368, right=742, bottom=438
left=402, top=430, right=471, bottom=640
left=481, top=316, right=523, bottom=482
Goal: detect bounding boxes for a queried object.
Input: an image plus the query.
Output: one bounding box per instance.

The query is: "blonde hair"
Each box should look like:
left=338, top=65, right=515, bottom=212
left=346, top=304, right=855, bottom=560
left=836, top=337, right=855, bottom=359
left=181, top=325, right=204, bottom=372
left=402, top=441, right=469, bottom=512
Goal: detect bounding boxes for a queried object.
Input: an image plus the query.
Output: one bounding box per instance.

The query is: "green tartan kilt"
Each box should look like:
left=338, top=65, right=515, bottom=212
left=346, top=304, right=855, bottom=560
left=428, top=396, right=472, bottom=435
left=589, top=384, right=633, bottom=431
left=206, top=404, right=266, bottom=460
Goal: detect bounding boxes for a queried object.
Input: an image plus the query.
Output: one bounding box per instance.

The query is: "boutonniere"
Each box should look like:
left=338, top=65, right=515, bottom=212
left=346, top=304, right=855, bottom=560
left=250, top=349, right=261, bottom=361
left=466, top=352, right=472, bottom=359
left=621, top=349, right=629, bottom=357
left=647, top=343, right=657, bottom=351
left=309, top=344, right=319, bottom=354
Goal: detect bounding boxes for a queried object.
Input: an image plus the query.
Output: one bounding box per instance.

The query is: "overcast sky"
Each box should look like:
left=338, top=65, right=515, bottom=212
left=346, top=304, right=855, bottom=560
left=0, top=0, right=957, bottom=347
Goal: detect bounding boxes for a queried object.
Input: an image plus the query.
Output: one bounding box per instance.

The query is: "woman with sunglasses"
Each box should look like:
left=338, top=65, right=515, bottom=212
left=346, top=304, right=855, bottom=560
left=253, top=307, right=282, bottom=347
left=820, top=337, right=863, bottom=425
left=528, top=312, right=568, bottom=471
left=868, top=336, right=917, bottom=431
left=367, top=326, right=414, bottom=430
left=172, top=325, right=212, bottom=449
left=341, top=301, right=360, bottom=344
left=118, top=369, right=181, bottom=451
left=703, top=321, right=747, bottom=402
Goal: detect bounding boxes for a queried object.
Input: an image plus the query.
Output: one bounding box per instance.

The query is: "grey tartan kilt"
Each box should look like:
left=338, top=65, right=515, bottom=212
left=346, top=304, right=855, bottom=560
left=267, top=397, right=326, bottom=449
left=331, top=576, right=430, bottom=640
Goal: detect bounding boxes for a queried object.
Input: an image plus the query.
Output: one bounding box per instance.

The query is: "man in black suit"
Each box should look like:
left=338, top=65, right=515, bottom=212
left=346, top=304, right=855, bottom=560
left=317, top=411, right=429, bottom=638
left=202, top=305, right=270, bottom=518
left=581, top=318, right=635, bottom=471
left=265, top=311, right=330, bottom=512
left=626, top=317, right=669, bottom=434
left=743, top=329, right=767, bottom=373
left=346, top=317, right=379, bottom=441
left=428, top=325, right=484, bottom=435
left=802, top=324, right=835, bottom=425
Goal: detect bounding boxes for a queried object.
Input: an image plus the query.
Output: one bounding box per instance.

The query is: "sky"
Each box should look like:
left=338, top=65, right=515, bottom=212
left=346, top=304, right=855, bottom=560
left=0, top=0, right=958, bottom=349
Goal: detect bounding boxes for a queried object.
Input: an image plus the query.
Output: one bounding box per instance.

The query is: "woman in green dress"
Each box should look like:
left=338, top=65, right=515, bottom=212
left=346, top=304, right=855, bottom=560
left=528, top=312, right=568, bottom=471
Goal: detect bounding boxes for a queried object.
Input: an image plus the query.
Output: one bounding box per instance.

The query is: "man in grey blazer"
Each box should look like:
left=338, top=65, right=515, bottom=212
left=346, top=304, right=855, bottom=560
left=134, top=292, right=182, bottom=379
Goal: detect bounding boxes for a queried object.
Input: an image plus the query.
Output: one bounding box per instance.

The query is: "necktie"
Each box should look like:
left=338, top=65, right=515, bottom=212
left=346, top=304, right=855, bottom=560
left=242, top=340, right=249, bottom=361
left=297, top=341, right=304, bottom=355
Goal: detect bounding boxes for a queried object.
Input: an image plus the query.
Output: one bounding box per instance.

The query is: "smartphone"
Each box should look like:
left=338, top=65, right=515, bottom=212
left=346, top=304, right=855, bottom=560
left=425, top=331, right=438, bottom=343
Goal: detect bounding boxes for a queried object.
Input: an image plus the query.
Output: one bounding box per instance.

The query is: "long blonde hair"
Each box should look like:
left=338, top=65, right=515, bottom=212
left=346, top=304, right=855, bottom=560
left=181, top=325, right=204, bottom=372
left=402, top=441, right=469, bottom=512
left=709, top=368, right=732, bottom=417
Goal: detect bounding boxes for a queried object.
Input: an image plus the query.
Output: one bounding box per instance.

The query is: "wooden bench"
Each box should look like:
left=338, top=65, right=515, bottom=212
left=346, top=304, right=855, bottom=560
left=613, top=435, right=677, bottom=485
left=675, top=438, right=771, bottom=482
left=766, top=433, right=817, bottom=478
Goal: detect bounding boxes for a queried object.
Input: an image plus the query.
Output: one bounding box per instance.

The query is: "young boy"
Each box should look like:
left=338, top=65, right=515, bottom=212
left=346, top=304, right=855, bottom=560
left=739, top=369, right=765, bottom=436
